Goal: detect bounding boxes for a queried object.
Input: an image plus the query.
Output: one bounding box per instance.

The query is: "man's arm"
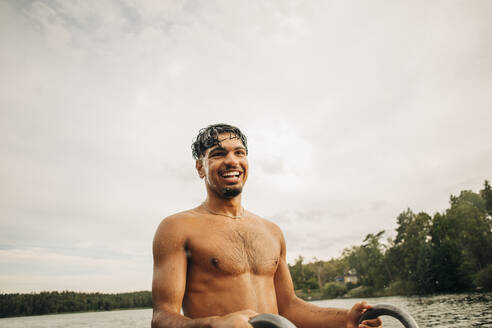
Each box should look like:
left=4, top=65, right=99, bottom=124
left=151, top=215, right=256, bottom=328
left=271, top=225, right=381, bottom=328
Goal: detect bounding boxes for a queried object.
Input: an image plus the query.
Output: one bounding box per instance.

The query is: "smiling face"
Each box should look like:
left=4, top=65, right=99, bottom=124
left=196, top=133, right=249, bottom=198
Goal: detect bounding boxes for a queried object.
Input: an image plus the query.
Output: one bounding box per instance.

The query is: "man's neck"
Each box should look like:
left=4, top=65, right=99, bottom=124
left=203, top=194, right=243, bottom=218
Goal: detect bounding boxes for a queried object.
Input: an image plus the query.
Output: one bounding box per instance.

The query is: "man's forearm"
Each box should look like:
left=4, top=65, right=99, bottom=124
left=280, top=296, right=349, bottom=328
left=151, top=310, right=218, bottom=328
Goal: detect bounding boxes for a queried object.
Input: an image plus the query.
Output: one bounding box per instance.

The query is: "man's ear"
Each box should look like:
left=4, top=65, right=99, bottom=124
left=196, top=159, right=205, bottom=179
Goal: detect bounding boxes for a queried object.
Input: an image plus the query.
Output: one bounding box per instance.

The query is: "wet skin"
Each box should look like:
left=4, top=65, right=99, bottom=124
left=151, top=134, right=382, bottom=328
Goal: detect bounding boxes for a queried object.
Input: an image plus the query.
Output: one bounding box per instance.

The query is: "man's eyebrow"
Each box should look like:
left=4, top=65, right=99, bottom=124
left=208, top=145, right=246, bottom=154
left=208, top=146, right=226, bottom=153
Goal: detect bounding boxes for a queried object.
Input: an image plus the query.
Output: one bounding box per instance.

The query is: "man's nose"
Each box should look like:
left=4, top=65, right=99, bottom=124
left=223, top=152, right=239, bottom=166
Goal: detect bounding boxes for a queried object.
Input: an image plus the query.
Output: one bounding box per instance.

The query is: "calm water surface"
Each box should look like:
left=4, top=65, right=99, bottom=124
left=312, top=293, right=492, bottom=327
left=1, top=293, right=490, bottom=327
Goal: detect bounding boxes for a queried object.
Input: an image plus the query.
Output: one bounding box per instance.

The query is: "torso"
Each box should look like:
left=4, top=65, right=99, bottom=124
left=176, top=209, right=282, bottom=318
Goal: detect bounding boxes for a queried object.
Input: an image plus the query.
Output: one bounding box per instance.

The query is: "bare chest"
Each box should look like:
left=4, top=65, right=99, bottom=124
left=187, top=220, right=280, bottom=275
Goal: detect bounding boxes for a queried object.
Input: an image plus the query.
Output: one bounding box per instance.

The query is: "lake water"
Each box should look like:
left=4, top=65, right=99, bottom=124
left=311, top=293, right=492, bottom=327
left=1, top=293, right=490, bottom=327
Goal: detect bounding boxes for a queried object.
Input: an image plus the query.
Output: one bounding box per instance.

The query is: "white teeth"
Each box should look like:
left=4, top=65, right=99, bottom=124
left=222, top=171, right=240, bottom=177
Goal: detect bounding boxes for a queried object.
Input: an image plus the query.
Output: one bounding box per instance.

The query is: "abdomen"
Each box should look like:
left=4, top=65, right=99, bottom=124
left=183, top=272, right=278, bottom=318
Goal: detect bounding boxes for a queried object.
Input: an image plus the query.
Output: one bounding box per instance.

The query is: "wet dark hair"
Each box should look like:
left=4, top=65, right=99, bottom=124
left=191, top=123, right=248, bottom=160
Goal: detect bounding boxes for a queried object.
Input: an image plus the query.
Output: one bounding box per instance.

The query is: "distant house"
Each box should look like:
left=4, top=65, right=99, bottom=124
left=344, top=274, right=359, bottom=284
left=343, top=269, right=359, bottom=285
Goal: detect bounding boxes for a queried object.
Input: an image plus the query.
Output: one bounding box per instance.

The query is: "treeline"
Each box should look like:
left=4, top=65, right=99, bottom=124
left=289, top=180, right=492, bottom=298
left=0, top=291, right=151, bottom=318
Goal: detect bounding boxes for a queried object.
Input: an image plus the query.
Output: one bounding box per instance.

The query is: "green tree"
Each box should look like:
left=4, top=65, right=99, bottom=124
left=391, top=210, right=434, bottom=293
left=431, top=189, right=492, bottom=291
left=321, top=282, right=347, bottom=298
left=447, top=190, right=491, bottom=270
left=480, top=180, right=492, bottom=217
left=475, top=264, right=492, bottom=290
left=302, top=257, right=348, bottom=290
left=288, top=256, right=317, bottom=291
left=343, top=230, right=390, bottom=290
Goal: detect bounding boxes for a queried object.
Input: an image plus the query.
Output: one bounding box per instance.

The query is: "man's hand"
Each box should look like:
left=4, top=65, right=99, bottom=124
left=346, top=302, right=382, bottom=328
left=212, top=309, right=259, bottom=328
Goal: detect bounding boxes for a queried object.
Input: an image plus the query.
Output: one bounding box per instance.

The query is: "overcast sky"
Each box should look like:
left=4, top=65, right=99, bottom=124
left=1, top=0, right=491, bottom=293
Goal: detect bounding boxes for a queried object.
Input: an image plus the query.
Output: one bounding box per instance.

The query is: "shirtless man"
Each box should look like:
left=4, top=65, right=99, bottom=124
left=152, top=124, right=382, bottom=328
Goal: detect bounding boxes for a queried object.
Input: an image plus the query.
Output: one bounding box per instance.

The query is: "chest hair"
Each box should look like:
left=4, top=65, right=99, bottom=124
left=225, top=227, right=268, bottom=273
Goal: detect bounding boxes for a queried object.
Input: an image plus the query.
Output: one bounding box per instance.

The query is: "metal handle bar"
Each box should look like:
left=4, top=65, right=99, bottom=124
left=249, top=313, right=296, bottom=328
left=250, top=303, right=419, bottom=328
left=359, top=303, right=419, bottom=328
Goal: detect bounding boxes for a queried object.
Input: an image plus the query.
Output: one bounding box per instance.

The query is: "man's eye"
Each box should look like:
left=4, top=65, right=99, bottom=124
left=211, top=152, right=224, bottom=157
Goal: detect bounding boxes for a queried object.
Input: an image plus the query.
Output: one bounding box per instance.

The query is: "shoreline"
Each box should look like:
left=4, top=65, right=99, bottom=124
left=295, top=287, right=485, bottom=302
left=0, top=307, right=152, bottom=320
left=2, top=290, right=490, bottom=320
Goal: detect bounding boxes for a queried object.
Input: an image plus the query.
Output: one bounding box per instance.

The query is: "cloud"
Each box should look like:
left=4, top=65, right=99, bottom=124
left=1, top=0, right=491, bottom=292
left=268, top=208, right=386, bottom=263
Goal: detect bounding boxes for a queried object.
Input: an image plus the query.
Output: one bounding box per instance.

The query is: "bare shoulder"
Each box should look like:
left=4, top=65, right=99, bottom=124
left=153, top=208, right=199, bottom=247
